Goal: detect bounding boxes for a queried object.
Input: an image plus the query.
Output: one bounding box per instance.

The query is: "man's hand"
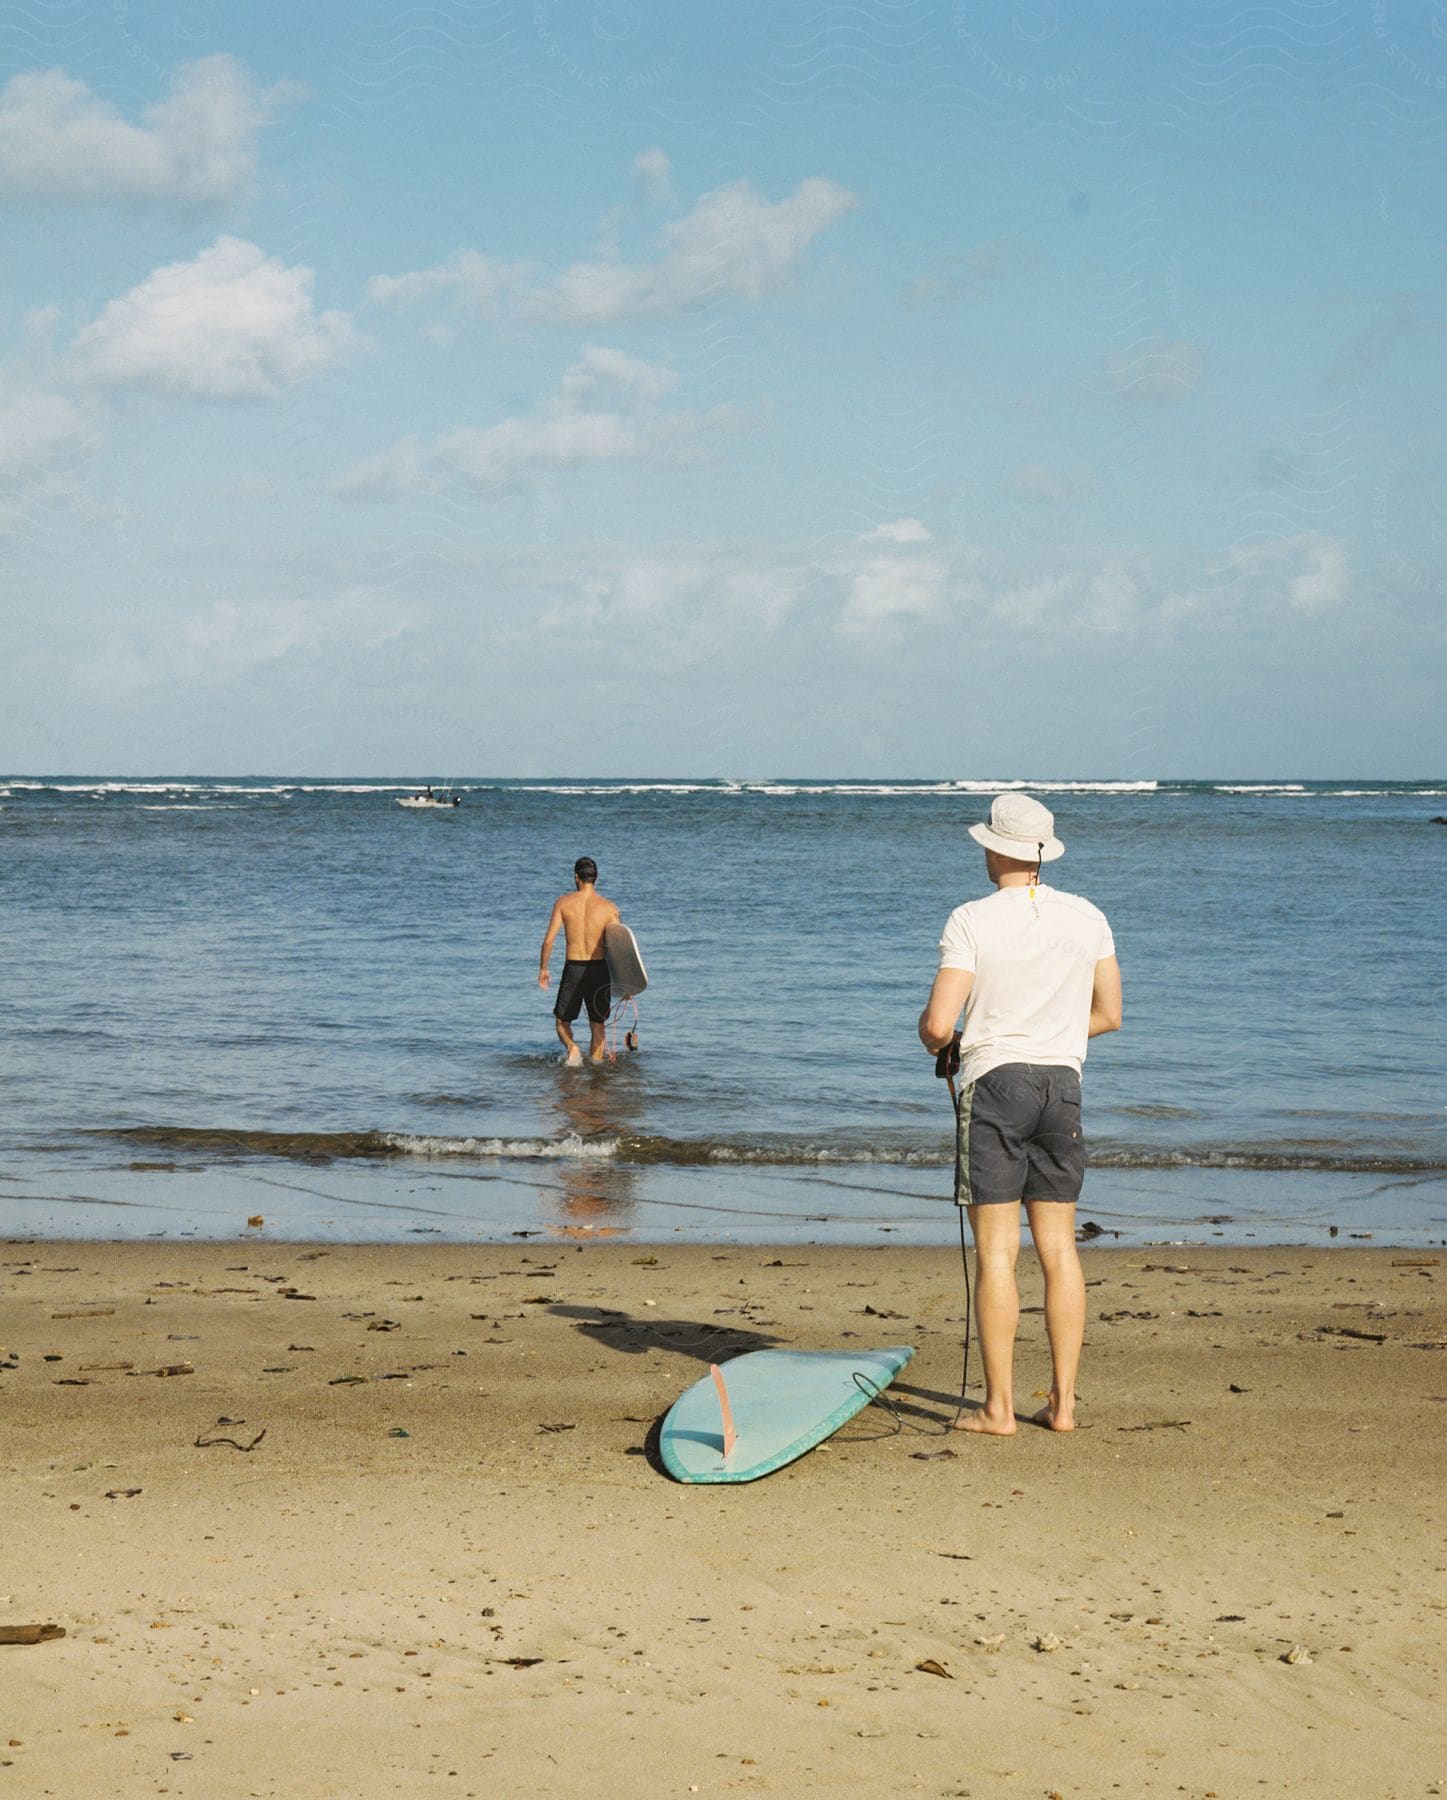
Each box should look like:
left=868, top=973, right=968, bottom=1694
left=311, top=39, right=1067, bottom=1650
left=538, top=969, right=551, bottom=990
left=934, top=1032, right=962, bottom=1081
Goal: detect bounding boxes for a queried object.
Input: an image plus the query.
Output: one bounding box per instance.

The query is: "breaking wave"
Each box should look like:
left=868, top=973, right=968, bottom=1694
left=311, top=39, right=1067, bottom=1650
left=6, top=778, right=1444, bottom=805
left=91, top=1125, right=1444, bottom=1176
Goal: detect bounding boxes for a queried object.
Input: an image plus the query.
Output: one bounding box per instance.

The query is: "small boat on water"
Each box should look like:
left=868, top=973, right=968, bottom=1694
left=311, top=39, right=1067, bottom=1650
left=396, top=786, right=461, bottom=810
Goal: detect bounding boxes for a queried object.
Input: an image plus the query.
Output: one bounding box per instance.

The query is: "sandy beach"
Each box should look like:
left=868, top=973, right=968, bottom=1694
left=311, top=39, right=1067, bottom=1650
left=3, top=1239, right=1443, bottom=1798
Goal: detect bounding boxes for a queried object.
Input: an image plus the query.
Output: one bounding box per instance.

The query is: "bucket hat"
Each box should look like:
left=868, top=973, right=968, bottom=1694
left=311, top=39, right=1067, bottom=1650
left=968, top=792, right=1065, bottom=862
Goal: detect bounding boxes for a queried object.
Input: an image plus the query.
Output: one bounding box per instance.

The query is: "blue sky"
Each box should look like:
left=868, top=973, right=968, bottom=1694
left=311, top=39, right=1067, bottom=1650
left=2, top=1, right=1443, bottom=776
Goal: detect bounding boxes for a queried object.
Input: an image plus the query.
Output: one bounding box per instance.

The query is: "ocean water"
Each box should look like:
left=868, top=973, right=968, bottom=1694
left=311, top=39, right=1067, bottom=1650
left=1, top=777, right=1443, bottom=1245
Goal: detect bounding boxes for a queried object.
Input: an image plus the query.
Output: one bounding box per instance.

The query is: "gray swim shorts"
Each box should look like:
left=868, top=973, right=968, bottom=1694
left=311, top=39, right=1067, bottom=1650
left=954, top=1063, right=1084, bottom=1207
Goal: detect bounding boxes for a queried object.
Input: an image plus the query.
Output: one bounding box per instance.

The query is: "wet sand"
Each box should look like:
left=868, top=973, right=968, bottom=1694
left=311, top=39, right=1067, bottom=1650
left=3, top=1240, right=1444, bottom=1797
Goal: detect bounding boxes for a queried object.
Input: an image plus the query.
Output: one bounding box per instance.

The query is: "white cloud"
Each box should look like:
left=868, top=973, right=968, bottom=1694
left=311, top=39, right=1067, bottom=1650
left=1099, top=337, right=1205, bottom=407
left=471, top=527, right=1326, bottom=665
left=719, top=567, right=796, bottom=634
left=901, top=236, right=1033, bottom=309
left=1009, top=463, right=1098, bottom=505
left=0, top=377, right=90, bottom=488
left=0, top=56, right=297, bottom=206
left=71, top=237, right=359, bottom=400
left=633, top=147, right=674, bottom=205
left=179, top=593, right=418, bottom=678
left=1229, top=533, right=1350, bottom=614
left=840, top=555, right=947, bottom=637
left=435, top=412, right=650, bottom=487
left=557, top=344, right=679, bottom=408
left=530, top=176, right=858, bottom=324
left=1082, top=561, right=1149, bottom=630
left=838, top=522, right=947, bottom=638
left=600, top=556, right=704, bottom=617
left=1287, top=539, right=1350, bottom=613
left=365, top=249, right=524, bottom=315
left=827, top=526, right=1162, bottom=644
left=0, top=375, right=95, bottom=529
left=532, top=548, right=800, bottom=659
left=359, top=171, right=856, bottom=339
left=335, top=346, right=749, bottom=501
left=861, top=518, right=932, bottom=545
left=331, top=438, right=427, bottom=504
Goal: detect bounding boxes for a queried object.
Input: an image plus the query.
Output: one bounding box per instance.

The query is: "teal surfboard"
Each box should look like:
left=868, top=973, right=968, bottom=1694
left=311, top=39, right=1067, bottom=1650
left=659, top=1346, right=915, bottom=1484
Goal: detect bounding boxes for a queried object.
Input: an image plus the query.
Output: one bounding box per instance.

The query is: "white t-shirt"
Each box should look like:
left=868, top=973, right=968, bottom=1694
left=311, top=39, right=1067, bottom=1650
left=937, top=884, right=1115, bottom=1083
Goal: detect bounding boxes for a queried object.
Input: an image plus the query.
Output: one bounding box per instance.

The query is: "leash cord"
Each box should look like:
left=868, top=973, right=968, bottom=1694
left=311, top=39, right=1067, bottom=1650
left=605, top=994, right=639, bottom=1060
left=956, top=1187, right=972, bottom=1424
left=848, top=1055, right=974, bottom=1439
left=942, top=1057, right=973, bottom=1427
left=849, top=1370, right=951, bottom=1437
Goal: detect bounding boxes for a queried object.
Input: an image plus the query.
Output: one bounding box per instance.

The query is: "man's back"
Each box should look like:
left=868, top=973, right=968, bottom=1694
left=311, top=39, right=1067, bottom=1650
left=939, top=883, right=1114, bottom=1082
left=556, top=887, right=617, bottom=961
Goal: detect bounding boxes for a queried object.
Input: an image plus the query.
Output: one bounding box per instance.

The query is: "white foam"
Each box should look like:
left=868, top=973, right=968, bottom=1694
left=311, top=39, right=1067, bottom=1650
left=949, top=778, right=1159, bottom=793
left=381, top=1131, right=620, bottom=1161
left=746, top=779, right=1158, bottom=797
left=509, top=784, right=720, bottom=796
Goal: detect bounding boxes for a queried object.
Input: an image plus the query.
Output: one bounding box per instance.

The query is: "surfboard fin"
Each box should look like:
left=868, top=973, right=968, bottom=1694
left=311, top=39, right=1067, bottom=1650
left=709, top=1363, right=738, bottom=1459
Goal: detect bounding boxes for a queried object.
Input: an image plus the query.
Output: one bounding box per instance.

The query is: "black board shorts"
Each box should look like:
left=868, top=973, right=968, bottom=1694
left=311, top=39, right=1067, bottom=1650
left=954, top=1063, right=1084, bottom=1206
left=554, top=959, right=612, bottom=1024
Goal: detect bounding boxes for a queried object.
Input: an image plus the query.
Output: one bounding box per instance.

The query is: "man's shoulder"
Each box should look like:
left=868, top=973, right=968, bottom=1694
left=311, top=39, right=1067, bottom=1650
left=950, top=889, right=1005, bottom=922
left=943, top=894, right=984, bottom=928
left=1045, top=888, right=1112, bottom=930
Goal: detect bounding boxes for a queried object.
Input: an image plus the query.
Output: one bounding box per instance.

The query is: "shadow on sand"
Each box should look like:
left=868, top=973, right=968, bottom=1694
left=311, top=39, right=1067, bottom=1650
left=548, top=1302, right=782, bottom=1364
left=554, top=1306, right=964, bottom=1459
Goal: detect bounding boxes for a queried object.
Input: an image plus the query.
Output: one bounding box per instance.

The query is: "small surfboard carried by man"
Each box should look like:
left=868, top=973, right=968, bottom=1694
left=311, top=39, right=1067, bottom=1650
left=538, top=857, right=619, bottom=1066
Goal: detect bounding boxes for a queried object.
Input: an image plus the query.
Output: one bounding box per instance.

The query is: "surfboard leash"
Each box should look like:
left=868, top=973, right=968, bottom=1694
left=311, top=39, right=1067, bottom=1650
left=936, top=1036, right=973, bottom=1426
left=849, top=1369, right=956, bottom=1439
left=605, top=995, right=640, bottom=1061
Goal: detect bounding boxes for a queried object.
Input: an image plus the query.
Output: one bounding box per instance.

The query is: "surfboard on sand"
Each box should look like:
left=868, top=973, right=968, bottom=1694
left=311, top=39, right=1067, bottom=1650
left=603, top=921, right=647, bottom=1000
left=659, top=1345, right=915, bottom=1484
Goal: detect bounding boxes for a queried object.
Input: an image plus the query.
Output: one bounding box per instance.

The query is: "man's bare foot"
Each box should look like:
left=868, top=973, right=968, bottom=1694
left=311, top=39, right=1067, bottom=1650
left=588, top=1050, right=606, bottom=1064
left=952, top=1408, right=1017, bottom=1436
left=563, top=1047, right=583, bottom=1068
left=1031, top=1400, right=1076, bottom=1432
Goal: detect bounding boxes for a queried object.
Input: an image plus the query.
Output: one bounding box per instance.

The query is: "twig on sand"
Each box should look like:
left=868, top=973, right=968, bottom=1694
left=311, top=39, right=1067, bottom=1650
left=194, top=1427, right=266, bottom=1452
left=0, top=1624, right=65, bottom=1645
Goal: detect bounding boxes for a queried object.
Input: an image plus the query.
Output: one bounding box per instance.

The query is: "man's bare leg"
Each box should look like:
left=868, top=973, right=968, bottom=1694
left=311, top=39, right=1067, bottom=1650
left=555, top=1018, right=583, bottom=1067
left=588, top=1020, right=607, bottom=1064
left=1025, top=1200, right=1084, bottom=1431
left=953, top=1201, right=1020, bottom=1435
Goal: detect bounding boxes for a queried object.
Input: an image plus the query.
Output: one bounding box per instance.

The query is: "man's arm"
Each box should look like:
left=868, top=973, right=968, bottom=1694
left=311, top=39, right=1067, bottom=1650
left=538, top=900, right=564, bottom=989
left=1087, top=955, right=1122, bottom=1037
left=918, top=966, right=974, bottom=1054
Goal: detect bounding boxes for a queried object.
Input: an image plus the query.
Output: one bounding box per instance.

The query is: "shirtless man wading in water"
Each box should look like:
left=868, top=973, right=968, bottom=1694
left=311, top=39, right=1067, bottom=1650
left=538, top=857, right=619, bottom=1066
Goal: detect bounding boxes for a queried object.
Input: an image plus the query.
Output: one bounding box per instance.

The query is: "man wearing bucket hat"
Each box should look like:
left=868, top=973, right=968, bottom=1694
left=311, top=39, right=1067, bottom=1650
left=918, top=793, right=1122, bottom=1435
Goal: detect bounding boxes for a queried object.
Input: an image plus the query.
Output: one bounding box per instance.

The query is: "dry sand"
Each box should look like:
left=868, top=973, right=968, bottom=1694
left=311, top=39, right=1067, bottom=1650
left=3, top=1239, right=1444, bottom=1798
